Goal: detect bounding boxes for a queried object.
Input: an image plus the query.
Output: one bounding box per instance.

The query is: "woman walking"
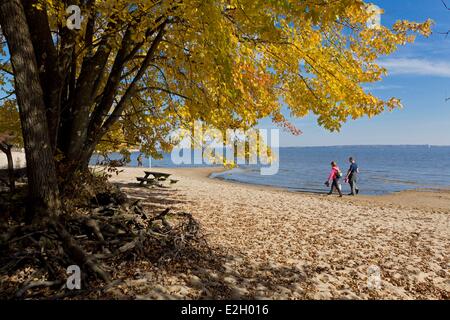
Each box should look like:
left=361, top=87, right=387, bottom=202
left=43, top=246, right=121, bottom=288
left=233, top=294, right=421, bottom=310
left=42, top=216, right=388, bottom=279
left=325, top=161, right=343, bottom=197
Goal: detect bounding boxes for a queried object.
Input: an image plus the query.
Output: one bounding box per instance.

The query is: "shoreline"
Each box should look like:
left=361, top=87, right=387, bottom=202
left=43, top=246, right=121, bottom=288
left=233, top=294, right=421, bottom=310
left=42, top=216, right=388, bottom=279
left=210, top=170, right=450, bottom=212
left=208, top=167, right=450, bottom=195
left=106, top=166, right=450, bottom=213
left=210, top=170, right=450, bottom=195
left=4, top=149, right=449, bottom=201
left=2, top=153, right=449, bottom=212
left=114, top=164, right=450, bottom=197
left=210, top=168, right=450, bottom=212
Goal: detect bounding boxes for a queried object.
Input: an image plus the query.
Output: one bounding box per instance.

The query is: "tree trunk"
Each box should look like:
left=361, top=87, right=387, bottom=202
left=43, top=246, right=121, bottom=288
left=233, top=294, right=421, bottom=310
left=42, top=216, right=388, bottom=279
left=5, top=145, right=15, bottom=192
left=23, top=0, right=63, bottom=152
left=0, top=0, right=60, bottom=219
left=0, top=143, right=15, bottom=192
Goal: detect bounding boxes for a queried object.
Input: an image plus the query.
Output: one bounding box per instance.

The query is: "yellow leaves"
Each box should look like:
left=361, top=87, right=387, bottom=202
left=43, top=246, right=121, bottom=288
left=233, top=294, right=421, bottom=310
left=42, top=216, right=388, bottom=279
left=16, top=0, right=431, bottom=155
left=393, top=19, right=434, bottom=37
left=0, top=100, right=22, bottom=147
left=386, top=97, right=403, bottom=110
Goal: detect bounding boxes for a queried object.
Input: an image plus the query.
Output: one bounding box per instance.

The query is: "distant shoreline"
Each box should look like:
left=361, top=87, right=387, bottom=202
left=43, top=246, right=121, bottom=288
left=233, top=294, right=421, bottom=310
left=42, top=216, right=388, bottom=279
left=279, top=144, right=450, bottom=148
left=92, top=144, right=450, bottom=153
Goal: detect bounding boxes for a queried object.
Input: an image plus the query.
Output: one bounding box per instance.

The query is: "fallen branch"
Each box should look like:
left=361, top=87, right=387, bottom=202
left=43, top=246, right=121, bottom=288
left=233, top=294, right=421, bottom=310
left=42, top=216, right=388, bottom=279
left=16, top=280, right=62, bottom=298
left=50, top=220, right=111, bottom=283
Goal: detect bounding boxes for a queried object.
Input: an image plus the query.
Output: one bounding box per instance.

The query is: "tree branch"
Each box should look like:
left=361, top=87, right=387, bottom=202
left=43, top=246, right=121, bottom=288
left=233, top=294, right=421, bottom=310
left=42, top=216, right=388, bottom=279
left=98, top=20, right=168, bottom=138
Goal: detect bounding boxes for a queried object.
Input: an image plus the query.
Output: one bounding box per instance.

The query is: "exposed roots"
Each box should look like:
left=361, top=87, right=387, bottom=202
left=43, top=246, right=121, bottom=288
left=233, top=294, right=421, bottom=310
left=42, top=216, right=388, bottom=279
left=0, top=187, right=209, bottom=299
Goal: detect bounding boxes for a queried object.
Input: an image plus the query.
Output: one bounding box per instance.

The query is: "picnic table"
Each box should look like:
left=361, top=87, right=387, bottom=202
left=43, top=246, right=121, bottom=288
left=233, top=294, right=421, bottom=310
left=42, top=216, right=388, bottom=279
left=136, top=171, right=172, bottom=186
left=145, top=171, right=171, bottom=181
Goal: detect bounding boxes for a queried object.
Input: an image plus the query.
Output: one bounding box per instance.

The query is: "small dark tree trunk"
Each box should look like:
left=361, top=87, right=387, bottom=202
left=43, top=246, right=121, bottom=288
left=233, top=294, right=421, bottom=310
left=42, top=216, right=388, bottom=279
left=5, top=145, right=15, bottom=192
left=0, top=143, right=15, bottom=192
left=0, top=0, right=60, bottom=219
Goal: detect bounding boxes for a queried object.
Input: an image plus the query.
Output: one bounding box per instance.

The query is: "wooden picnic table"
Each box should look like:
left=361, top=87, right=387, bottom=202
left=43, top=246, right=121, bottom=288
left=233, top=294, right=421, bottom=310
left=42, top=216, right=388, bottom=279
left=144, top=171, right=171, bottom=181
left=136, top=171, right=172, bottom=186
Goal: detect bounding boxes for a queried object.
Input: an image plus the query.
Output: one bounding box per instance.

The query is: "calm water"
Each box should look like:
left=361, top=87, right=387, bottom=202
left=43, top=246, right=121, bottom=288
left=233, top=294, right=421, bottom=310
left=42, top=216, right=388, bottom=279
left=91, top=145, right=450, bottom=195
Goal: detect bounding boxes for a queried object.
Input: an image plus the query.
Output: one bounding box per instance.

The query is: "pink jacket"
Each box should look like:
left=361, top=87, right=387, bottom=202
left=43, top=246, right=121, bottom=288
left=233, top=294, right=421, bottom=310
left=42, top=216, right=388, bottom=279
left=328, top=166, right=340, bottom=181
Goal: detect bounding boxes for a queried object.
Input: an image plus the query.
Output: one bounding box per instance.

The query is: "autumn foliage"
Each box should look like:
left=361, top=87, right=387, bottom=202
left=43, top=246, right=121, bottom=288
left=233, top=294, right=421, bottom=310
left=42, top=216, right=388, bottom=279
left=0, top=0, right=432, bottom=166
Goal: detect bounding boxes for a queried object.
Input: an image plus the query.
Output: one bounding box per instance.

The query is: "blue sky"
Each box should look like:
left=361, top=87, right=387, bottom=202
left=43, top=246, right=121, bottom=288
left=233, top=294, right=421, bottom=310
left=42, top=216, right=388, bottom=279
left=264, top=0, right=450, bottom=147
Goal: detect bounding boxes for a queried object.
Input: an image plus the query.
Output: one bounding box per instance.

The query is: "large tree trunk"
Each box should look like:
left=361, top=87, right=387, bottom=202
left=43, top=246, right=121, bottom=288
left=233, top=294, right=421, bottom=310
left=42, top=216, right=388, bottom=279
left=23, top=0, right=64, bottom=152
left=0, top=0, right=60, bottom=219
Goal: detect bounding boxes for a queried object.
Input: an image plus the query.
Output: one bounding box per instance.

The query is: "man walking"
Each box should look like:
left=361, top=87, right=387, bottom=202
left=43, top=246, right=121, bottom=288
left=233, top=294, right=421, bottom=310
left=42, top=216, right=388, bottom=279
left=137, top=154, right=143, bottom=167
left=346, top=157, right=359, bottom=196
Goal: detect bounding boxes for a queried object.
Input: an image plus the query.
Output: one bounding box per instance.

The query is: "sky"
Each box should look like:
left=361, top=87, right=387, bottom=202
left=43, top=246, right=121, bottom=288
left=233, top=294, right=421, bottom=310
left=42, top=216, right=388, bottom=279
left=261, top=0, right=450, bottom=147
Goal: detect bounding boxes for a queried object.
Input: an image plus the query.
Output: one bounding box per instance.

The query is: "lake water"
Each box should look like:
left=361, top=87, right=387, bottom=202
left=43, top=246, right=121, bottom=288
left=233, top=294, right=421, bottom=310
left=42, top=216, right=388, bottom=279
left=91, top=145, right=450, bottom=195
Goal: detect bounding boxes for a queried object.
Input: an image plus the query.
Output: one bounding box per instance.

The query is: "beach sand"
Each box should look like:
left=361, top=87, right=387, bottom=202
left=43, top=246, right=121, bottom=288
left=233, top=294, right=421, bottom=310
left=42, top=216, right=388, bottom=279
left=0, top=151, right=26, bottom=169
left=106, top=166, right=449, bottom=300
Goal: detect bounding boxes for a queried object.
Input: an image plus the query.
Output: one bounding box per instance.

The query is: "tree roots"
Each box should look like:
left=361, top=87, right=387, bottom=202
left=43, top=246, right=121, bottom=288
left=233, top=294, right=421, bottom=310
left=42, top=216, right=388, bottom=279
left=0, top=187, right=208, bottom=299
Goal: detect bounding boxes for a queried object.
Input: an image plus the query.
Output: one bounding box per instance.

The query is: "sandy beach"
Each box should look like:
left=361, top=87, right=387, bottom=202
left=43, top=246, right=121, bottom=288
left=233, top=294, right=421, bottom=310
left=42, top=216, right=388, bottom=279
left=104, top=166, right=449, bottom=300
left=0, top=151, right=26, bottom=169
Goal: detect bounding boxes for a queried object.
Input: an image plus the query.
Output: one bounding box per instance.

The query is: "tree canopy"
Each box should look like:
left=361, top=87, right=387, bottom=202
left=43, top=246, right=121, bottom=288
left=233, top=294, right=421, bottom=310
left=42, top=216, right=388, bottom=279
left=0, top=0, right=432, bottom=166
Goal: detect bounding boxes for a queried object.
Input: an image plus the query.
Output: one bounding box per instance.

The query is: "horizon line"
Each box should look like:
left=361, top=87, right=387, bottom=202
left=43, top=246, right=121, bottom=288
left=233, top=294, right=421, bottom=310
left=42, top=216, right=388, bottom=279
left=278, top=144, right=450, bottom=148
